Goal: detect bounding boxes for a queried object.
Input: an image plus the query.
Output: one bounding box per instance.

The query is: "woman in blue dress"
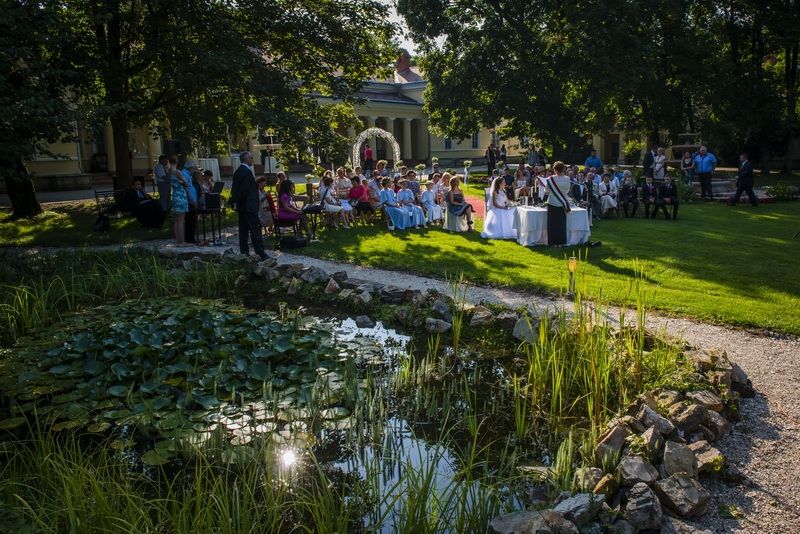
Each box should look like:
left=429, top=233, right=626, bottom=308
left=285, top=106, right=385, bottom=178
left=446, top=175, right=474, bottom=231
left=168, top=166, right=189, bottom=245
left=397, top=177, right=425, bottom=228
left=379, top=177, right=408, bottom=230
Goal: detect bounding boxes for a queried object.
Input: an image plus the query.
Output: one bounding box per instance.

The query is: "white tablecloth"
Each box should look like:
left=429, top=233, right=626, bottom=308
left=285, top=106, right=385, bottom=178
left=512, top=206, right=591, bottom=246
left=197, top=158, right=221, bottom=182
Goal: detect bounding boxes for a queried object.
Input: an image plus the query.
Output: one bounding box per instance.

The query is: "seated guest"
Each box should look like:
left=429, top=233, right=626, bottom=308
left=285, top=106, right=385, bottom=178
left=348, top=176, right=373, bottom=217
left=619, top=171, right=639, bottom=218
left=598, top=172, right=618, bottom=217
left=335, top=167, right=351, bottom=197
left=514, top=166, right=530, bottom=199
left=379, top=177, right=408, bottom=230
left=320, top=175, right=351, bottom=228
left=203, top=169, right=215, bottom=191
left=481, top=175, right=516, bottom=239
left=641, top=174, right=659, bottom=219
left=440, top=172, right=453, bottom=201
left=430, top=173, right=444, bottom=203
left=421, top=181, right=443, bottom=224
left=256, top=176, right=273, bottom=228
left=657, top=174, right=680, bottom=220
left=397, top=176, right=426, bottom=228
left=125, top=178, right=165, bottom=228
left=447, top=175, right=475, bottom=231
left=407, top=171, right=421, bottom=199
left=353, top=165, right=365, bottom=181
left=277, top=180, right=310, bottom=238
left=368, top=171, right=382, bottom=206
left=502, top=167, right=515, bottom=200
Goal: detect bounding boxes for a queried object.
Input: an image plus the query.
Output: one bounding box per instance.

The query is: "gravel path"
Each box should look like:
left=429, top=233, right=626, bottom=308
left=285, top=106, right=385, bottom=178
left=5, top=241, right=799, bottom=532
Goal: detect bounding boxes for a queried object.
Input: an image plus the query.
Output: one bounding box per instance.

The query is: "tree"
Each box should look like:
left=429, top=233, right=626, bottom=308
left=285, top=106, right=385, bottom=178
left=0, top=1, right=87, bottom=218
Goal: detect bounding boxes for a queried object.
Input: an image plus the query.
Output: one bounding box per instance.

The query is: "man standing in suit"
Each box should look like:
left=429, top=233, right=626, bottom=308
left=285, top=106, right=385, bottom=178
left=729, top=152, right=758, bottom=206
left=641, top=174, right=659, bottom=219
left=485, top=143, right=497, bottom=174
left=230, top=151, right=268, bottom=260
left=657, top=174, right=680, bottom=220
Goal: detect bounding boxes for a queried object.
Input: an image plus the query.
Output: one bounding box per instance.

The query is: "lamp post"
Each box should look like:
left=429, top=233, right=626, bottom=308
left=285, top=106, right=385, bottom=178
left=568, top=255, right=577, bottom=296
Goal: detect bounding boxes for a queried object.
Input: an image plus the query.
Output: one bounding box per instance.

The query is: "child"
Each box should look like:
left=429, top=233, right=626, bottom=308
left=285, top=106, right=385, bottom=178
left=379, top=177, right=408, bottom=230
left=421, top=181, right=443, bottom=225
left=397, top=178, right=425, bottom=228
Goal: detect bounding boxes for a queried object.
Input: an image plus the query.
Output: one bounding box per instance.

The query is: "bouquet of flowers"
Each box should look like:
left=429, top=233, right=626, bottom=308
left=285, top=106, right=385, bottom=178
left=414, top=163, right=426, bottom=173
left=431, top=156, right=439, bottom=165
left=394, top=159, right=404, bottom=169
left=305, top=174, right=315, bottom=182
left=463, top=160, right=472, bottom=168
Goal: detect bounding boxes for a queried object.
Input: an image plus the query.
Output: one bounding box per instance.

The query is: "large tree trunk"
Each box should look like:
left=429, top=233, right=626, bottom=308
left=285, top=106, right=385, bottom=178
left=783, top=44, right=799, bottom=174
left=4, top=157, right=42, bottom=219
left=111, top=114, right=132, bottom=188
left=759, top=140, right=771, bottom=176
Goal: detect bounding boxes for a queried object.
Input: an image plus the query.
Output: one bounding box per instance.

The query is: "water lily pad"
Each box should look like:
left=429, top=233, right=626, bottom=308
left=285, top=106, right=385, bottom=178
left=49, top=364, right=75, bottom=375
left=107, top=385, right=128, bottom=397
left=141, top=448, right=171, bottom=466
left=221, top=446, right=257, bottom=464
left=87, top=421, right=112, bottom=433
left=0, top=417, right=26, bottom=430
left=321, top=407, right=351, bottom=420
left=52, top=420, right=81, bottom=432
left=195, top=395, right=220, bottom=410
left=250, top=361, right=269, bottom=381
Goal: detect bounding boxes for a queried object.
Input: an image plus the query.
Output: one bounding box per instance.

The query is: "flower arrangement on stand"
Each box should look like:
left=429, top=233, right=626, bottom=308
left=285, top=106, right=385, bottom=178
left=414, top=163, right=426, bottom=178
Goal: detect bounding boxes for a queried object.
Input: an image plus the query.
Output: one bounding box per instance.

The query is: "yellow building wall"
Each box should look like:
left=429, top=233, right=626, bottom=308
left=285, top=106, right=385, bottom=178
left=26, top=139, right=83, bottom=176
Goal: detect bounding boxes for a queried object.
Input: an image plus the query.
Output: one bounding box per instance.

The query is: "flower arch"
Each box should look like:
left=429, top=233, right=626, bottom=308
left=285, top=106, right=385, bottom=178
left=352, top=128, right=401, bottom=169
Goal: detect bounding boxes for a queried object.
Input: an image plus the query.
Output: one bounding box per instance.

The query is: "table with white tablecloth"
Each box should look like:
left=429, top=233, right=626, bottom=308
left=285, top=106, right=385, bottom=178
left=511, top=206, right=591, bottom=246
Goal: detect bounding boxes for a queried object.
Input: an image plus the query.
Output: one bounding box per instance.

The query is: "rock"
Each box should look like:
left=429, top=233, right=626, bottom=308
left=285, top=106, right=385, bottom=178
left=654, top=473, right=710, bottom=517
left=573, top=467, right=604, bottom=492
left=512, top=316, right=538, bottom=343
left=612, top=415, right=646, bottom=434
left=641, top=426, right=664, bottom=462
left=687, top=425, right=717, bottom=444
left=324, top=278, right=340, bottom=294
left=425, top=317, right=452, bottom=334
left=354, top=291, right=372, bottom=305
left=688, top=440, right=724, bottom=473
left=731, top=363, right=755, bottom=397
left=526, top=483, right=550, bottom=506
left=287, top=277, right=302, bottom=295
left=354, top=315, right=375, bottom=328
left=380, top=285, right=406, bottom=304
left=469, top=306, right=495, bottom=327
left=617, top=455, right=659, bottom=486
left=300, top=266, right=328, bottom=284
left=553, top=491, right=572, bottom=506
left=624, top=482, right=663, bottom=531
left=592, top=474, right=617, bottom=498
left=704, top=410, right=729, bottom=441
left=661, top=515, right=714, bottom=534
left=331, top=271, right=348, bottom=284
left=432, top=298, right=453, bottom=322
left=551, top=493, right=603, bottom=526
left=339, top=277, right=365, bottom=289
left=685, top=348, right=727, bottom=373
left=579, top=522, right=604, bottom=534
left=394, top=306, right=414, bottom=326
left=338, top=288, right=353, bottom=299
left=706, top=369, right=733, bottom=391
left=594, top=424, right=630, bottom=464
left=278, top=263, right=305, bottom=277
left=488, top=509, right=578, bottom=534
left=653, top=389, right=683, bottom=410
left=254, top=259, right=277, bottom=275
left=264, top=267, right=281, bottom=281
left=610, top=519, right=636, bottom=534
left=637, top=404, right=675, bottom=435
left=686, top=390, right=724, bottom=412
left=669, top=402, right=708, bottom=434
left=404, top=289, right=425, bottom=305
left=495, top=310, right=519, bottom=331
left=662, top=441, right=697, bottom=478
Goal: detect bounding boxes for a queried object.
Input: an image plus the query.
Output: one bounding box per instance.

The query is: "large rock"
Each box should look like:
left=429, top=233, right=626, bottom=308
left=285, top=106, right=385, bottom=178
left=339, top=277, right=366, bottom=289
left=686, top=390, right=724, bottom=412
left=731, top=363, right=756, bottom=397
left=704, top=410, right=729, bottom=441
left=594, top=424, right=630, bottom=464
left=394, top=306, right=414, bottom=327
left=470, top=306, right=495, bottom=327
left=592, top=474, right=617, bottom=498
left=624, top=482, right=663, bottom=531
left=512, top=316, right=538, bottom=343
left=404, top=289, right=425, bottom=305
left=684, top=348, right=728, bottom=373
left=688, top=440, right=724, bottom=473
left=299, top=266, right=328, bottom=284
left=338, top=288, right=354, bottom=299
left=354, top=290, right=372, bottom=305
left=551, top=493, right=603, bottom=526
left=573, top=467, right=604, bottom=492
left=379, top=285, right=406, bottom=304
left=278, top=263, right=305, bottom=277
left=331, top=270, right=348, bottom=284
left=286, top=277, right=302, bottom=295
left=669, top=402, right=708, bottom=434
left=488, top=509, right=578, bottom=534
left=653, top=389, right=683, bottom=410
left=637, top=404, right=675, bottom=435
left=655, top=473, right=710, bottom=517
left=617, top=455, right=659, bottom=486
left=432, top=298, right=453, bottom=322
left=495, top=310, right=519, bottom=331
left=354, top=315, right=375, bottom=328
left=662, top=441, right=698, bottom=478
left=425, top=317, right=452, bottom=334
left=641, top=426, right=664, bottom=462
left=324, top=278, right=340, bottom=294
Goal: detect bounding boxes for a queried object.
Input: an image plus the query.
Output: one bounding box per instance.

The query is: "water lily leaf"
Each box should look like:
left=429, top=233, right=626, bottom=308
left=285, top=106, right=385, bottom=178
left=107, top=385, right=128, bottom=397
left=274, top=339, right=293, bottom=353
left=84, top=360, right=105, bottom=375
left=321, top=407, right=351, bottom=420
left=139, top=382, right=159, bottom=394
left=250, top=362, right=269, bottom=381
left=52, top=420, right=81, bottom=432
left=87, top=421, right=112, bottom=433
left=195, top=395, right=220, bottom=410
left=49, top=364, right=75, bottom=375
left=111, top=363, right=131, bottom=377
left=141, top=449, right=171, bottom=466
left=0, top=417, right=26, bottom=430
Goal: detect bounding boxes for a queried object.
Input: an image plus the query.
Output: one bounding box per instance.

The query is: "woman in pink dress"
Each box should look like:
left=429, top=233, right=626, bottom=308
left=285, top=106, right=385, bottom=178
left=277, top=180, right=310, bottom=237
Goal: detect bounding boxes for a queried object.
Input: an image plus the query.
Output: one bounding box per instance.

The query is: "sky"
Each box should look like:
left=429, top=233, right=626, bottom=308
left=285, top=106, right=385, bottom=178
left=384, top=0, right=417, bottom=54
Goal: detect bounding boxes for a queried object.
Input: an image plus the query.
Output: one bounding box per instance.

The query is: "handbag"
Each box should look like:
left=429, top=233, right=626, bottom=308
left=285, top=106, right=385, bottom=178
left=302, top=186, right=328, bottom=214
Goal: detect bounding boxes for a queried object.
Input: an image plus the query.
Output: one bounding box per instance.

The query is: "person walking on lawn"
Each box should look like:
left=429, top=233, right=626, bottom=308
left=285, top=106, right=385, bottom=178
left=729, top=152, right=758, bottom=207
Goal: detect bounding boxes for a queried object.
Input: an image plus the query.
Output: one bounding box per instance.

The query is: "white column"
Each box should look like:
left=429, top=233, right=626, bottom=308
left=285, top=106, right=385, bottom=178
left=366, top=116, right=376, bottom=155
left=402, top=118, right=413, bottom=160
left=617, top=132, right=626, bottom=165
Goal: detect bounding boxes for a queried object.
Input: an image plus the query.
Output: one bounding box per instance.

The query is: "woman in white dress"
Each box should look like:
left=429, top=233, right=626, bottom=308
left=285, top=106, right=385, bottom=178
left=481, top=177, right=516, bottom=239
left=320, top=175, right=351, bottom=229
left=653, top=147, right=667, bottom=181
left=598, top=172, right=618, bottom=216
left=421, top=181, right=443, bottom=224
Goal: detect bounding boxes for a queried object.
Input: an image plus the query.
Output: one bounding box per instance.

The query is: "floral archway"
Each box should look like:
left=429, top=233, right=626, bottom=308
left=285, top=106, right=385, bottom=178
left=352, top=127, right=401, bottom=169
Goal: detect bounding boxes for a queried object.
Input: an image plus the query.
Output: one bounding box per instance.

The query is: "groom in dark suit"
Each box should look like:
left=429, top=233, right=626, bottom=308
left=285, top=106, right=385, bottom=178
left=729, top=153, right=758, bottom=206
left=230, top=151, right=268, bottom=259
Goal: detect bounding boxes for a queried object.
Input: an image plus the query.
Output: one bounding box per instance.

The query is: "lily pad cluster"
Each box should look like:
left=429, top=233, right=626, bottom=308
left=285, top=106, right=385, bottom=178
left=0, top=298, right=353, bottom=463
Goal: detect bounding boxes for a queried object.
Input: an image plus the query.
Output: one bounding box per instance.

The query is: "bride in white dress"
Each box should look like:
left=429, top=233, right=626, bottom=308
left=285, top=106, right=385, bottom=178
left=481, top=177, right=517, bottom=239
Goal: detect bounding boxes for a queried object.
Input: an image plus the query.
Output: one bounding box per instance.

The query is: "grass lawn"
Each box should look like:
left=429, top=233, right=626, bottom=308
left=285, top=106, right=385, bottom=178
left=297, top=201, right=800, bottom=334
left=0, top=201, right=238, bottom=247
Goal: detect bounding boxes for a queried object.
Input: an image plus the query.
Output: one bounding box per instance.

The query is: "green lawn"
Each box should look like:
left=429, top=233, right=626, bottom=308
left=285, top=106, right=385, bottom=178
left=298, top=201, right=800, bottom=334
left=0, top=201, right=238, bottom=247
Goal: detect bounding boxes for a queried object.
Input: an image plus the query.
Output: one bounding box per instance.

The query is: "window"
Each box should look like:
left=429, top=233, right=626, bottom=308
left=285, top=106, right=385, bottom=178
left=471, top=132, right=479, bottom=149
left=444, top=137, right=452, bottom=150
left=491, top=131, right=500, bottom=148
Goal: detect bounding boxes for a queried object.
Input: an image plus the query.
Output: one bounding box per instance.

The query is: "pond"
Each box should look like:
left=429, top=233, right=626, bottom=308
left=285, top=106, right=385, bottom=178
left=0, top=296, right=683, bottom=532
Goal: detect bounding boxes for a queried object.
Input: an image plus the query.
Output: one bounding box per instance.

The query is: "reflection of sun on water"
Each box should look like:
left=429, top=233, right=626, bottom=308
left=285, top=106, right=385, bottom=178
left=280, top=448, right=298, bottom=468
